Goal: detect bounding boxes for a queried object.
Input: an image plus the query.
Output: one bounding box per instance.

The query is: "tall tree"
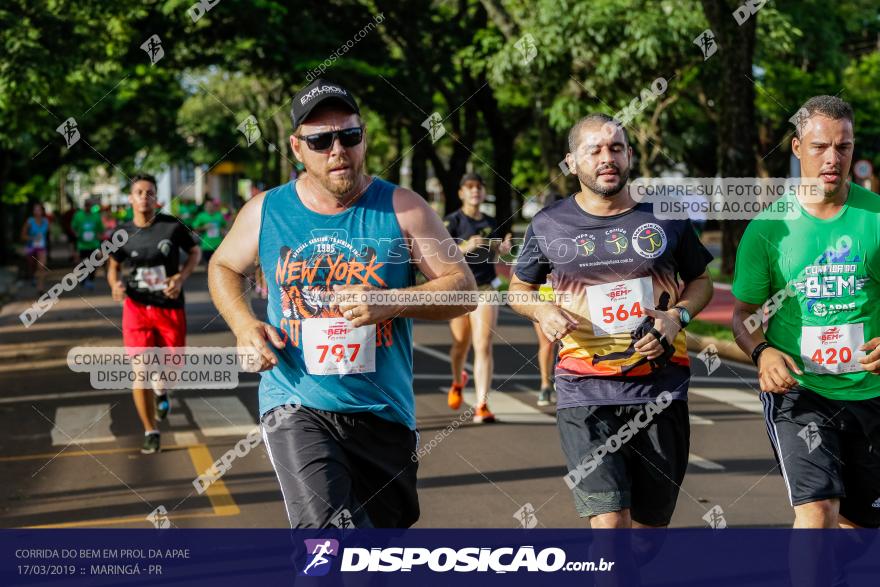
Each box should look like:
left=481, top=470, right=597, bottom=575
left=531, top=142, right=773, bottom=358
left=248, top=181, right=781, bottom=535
left=700, top=0, right=758, bottom=274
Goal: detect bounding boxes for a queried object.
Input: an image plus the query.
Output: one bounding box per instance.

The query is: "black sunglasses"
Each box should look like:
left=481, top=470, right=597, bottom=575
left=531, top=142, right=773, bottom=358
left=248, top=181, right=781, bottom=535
left=296, top=126, right=364, bottom=151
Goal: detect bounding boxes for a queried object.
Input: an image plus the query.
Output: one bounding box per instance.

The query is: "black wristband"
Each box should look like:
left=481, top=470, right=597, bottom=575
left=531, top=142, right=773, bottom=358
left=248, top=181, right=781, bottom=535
left=751, top=342, right=771, bottom=366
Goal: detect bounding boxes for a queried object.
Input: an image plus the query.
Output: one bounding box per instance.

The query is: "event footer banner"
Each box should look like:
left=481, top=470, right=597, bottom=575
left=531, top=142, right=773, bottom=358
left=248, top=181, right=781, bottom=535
left=2, top=529, right=878, bottom=586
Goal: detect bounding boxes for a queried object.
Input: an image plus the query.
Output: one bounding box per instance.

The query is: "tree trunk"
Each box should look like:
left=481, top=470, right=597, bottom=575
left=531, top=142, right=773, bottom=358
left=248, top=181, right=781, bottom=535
left=409, top=123, right=428, bottom=199
left=701, top=0, right=758, bottom=275
left=261, top=141, right=272, bottom=188
left=386, top=124, right=402, bottom=186
left=0, top=148, right=11, bottom=265
left=535, top=104, right=572, bottom=195
left=491, top=136, right=515, bottom=233
left=476, top=84, right=517, bottom=232
left=433, top=148, right=471, bottom=216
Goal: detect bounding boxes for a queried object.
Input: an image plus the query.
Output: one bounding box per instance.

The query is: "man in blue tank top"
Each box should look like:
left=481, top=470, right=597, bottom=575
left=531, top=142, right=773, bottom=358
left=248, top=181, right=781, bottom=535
left=208, top=79, right=477, bottom=528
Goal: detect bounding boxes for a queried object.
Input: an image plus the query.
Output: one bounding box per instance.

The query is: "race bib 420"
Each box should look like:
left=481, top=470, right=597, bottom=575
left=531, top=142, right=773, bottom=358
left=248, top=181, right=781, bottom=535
left=302, top=318, right=376, bottom=375
left=800, top=324, right=866, bottom=374
left=587, top=277, right=655, bottom=335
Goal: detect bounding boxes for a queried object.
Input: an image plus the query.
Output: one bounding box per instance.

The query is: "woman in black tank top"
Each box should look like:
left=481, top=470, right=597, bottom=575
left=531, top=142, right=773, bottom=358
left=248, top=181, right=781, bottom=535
left=442, top=173, right=512, bottom=423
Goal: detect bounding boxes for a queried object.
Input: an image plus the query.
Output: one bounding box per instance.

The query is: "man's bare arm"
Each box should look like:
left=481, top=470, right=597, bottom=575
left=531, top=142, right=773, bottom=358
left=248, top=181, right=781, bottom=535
left=208, top=193, right=283, bottom=370
left=732, top=300, right=766, bottom=359
left=508, top=275, right=578, bottom=342
left=507, top=275, right=548, bottom=322
left=164, top=245, right=201, bottom=299
left=179, top=245, right=201, bottom=281
left=208, top=195, right=264, bottom=334
left=392, top=187, right=477, bottom=319
left=107, top=257, right=126, bottom=302
left=733, top=298, right=801, bottom=393
left=675, top=271, right=713, bottom=320
left=634, top=270, right=714, bottom=359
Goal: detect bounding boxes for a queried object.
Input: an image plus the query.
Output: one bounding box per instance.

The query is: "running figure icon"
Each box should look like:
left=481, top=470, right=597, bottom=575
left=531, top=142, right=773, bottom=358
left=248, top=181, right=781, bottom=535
left=303, top=540, right=336, bottom=575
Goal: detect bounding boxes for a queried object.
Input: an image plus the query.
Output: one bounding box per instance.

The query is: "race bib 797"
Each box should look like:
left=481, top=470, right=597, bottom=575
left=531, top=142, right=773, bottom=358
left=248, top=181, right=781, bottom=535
left=302, top=318, right=376, bottom=376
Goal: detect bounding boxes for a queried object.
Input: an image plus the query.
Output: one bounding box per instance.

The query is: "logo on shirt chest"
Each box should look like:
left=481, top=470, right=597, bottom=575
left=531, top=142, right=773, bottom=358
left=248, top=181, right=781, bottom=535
left=575, top=233, right=596, bottom=256
left=604, top=228, right=629, bottom=255
left=157, top=239, right=172, bottom=257
left=632, top=223, right=667, bottom=259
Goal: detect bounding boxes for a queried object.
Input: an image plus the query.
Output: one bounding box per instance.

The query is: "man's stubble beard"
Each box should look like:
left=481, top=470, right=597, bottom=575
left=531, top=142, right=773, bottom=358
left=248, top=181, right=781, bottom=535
left=316, top=155, right=367, bottom=200
left=578, top=166, right=630, bottom=198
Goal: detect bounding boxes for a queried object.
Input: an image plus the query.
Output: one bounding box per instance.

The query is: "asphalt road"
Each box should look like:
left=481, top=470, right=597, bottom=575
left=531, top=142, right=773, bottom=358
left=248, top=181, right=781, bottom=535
left=0, top=267, right=792, bottom=529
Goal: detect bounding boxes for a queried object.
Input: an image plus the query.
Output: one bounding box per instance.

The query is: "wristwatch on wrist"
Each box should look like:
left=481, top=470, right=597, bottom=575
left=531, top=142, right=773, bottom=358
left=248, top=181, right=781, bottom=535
left=751, top=342, right=771, bottom=366
left=672, top=305, right=691, bottom=328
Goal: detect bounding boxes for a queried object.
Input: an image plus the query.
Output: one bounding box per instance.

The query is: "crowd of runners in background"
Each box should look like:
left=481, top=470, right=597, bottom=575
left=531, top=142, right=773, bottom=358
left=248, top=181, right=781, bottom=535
left=12, top=85, right=879, bottom=535
left=17, top=195, right=235, bottom=293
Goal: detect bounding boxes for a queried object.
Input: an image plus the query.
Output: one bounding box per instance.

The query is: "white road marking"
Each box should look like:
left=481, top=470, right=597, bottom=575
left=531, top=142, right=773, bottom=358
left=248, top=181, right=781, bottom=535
left=50, top=404, right=115, bottom=446
left=689, top=387, right=763, bottom=415
left=173, top=431, right=199, bottom=446
left=688, top=453, right=725, bottom=471
left=185, top=396, right=256, bottom=437
left=689, top=413, right=714, bottom=425
left=0, top=374, right=763, bottom=405
left=691, top=376, right=757, bottom=384
left=414, top=343, right=473, bottom=370
left=438, top=387, right=553, bottom=424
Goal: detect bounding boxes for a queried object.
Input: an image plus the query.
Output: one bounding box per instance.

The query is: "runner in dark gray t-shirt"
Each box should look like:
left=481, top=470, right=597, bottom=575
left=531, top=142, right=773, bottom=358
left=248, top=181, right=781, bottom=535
left=508, top=114, right=714, bottom=529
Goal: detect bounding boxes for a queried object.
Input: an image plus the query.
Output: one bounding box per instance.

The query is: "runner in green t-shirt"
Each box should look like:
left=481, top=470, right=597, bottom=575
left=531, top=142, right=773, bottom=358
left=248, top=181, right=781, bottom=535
left=177, top=199, right=199, bottom=229
left=71, top=202, right=106, bottom=290
left=192, top=200, right=227, bottom=263
left=732, top=95, right=880, bottom=530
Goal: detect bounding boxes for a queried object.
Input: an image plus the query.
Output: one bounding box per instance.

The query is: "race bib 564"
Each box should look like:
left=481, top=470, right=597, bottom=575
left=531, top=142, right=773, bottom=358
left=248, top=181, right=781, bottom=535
left=587, top=277, right=654, bottom=335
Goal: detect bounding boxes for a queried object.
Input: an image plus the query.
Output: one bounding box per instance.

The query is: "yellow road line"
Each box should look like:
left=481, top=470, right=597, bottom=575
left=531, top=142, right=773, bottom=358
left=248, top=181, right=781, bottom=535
left=26, top=511, right=230, bottom=529
left=14, top=443, right=240, bottom=527
left=186, top=445, right=240, bottom=516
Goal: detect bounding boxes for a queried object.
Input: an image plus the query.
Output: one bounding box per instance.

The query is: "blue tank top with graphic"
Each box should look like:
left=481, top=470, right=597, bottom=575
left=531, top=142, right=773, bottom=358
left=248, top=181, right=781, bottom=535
left=257, top=178, right=415, bottom=429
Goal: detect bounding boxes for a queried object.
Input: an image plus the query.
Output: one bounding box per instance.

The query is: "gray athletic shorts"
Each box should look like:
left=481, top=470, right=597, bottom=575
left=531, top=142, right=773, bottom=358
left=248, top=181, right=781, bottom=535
left=261, top=404, right=420, bottom=529
left=558, top=400, right=689, bottom=526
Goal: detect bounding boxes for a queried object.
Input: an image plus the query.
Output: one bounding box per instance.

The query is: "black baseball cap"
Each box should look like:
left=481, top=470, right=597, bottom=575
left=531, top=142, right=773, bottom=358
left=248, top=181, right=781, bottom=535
left=291, top=79, right=360, bottom=130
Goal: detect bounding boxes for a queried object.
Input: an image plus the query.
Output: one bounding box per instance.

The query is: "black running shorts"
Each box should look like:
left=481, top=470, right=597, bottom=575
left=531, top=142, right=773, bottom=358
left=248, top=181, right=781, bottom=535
left=558, top=399, right=690, bottom=526
left=762, top=388, right=880, bottom=527
left=261, top=405, right=420, bottom=529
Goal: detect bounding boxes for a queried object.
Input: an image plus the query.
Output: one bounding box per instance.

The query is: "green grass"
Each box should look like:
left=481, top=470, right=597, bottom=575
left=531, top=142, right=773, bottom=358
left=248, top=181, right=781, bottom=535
left=707, top=258, right=732, bottom=284
left=688, top=318, right=735, bottom=342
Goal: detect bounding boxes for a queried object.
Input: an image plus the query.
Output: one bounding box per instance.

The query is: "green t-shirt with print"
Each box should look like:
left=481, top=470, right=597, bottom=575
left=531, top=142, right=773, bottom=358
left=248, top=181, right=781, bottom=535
left=71, top=210, right=104, bottom=250
left=192, top=211, right=226, bottom=250
left=732, top=182, right=880, bottom=400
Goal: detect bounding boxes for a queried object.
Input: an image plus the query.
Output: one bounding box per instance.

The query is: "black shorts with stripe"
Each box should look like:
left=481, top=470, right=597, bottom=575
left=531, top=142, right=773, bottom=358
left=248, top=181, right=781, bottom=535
left=261, top=405, right=420, bottom=529
left=762, top=388, right=880, bottom=527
